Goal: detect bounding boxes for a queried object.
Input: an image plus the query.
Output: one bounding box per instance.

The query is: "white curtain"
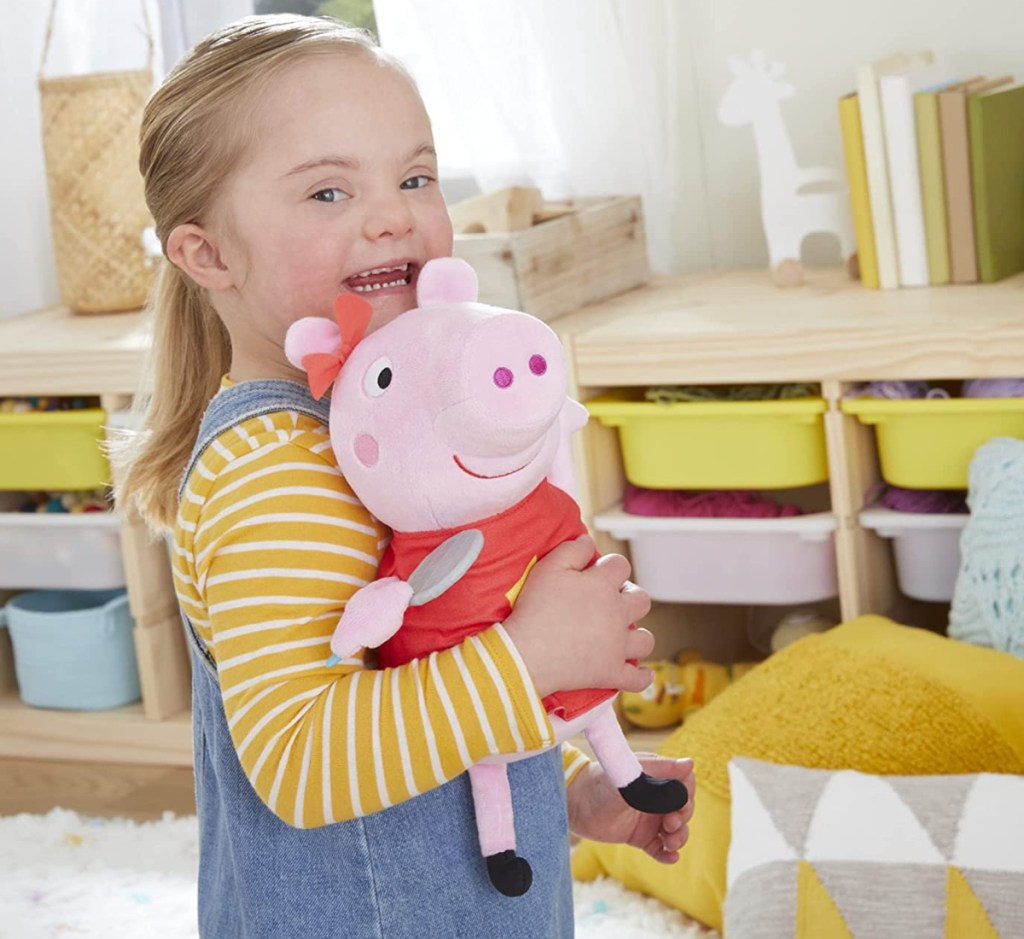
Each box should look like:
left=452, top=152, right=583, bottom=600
left=157, top=0, right=253, bottom=70
left=373, top=0, right=683, bottom=272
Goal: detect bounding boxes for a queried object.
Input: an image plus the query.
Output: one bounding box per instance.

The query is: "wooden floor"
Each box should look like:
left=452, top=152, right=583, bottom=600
left=0, top=758, right=196, bottom=822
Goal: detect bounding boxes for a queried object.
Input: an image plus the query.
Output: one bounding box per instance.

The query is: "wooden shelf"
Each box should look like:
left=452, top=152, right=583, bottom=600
left=0, top=305, right=149, bottom=396
left=0, top=692, right=191, bottom=766
left=556, top=267, right=1024, bottom=386
left=4, top=266, right=1022, bottom=768
left=550, top=266, right=1024, bottom=630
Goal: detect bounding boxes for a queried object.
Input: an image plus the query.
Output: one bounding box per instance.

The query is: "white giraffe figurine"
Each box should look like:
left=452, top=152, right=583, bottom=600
left=718, top=51, right=856, bottom=287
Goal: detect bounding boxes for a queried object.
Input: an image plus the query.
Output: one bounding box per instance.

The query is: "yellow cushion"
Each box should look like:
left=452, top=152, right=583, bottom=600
left=571, top=616, right=1024, bottom=932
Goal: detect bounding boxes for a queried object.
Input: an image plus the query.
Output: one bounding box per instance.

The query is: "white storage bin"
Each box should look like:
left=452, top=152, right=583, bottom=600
left=859, top=508, right=968, bottom=602
left=0, top=497, right=125, bottom=590
left=592, top=504, right=838, bottom=605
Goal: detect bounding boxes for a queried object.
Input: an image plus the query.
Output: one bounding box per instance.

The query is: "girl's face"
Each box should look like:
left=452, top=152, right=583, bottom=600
left=210, top=52, right=454, bottom=380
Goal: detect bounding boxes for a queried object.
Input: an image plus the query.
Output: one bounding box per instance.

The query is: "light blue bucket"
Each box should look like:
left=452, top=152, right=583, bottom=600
left=4, top=588, right=141, bottom=710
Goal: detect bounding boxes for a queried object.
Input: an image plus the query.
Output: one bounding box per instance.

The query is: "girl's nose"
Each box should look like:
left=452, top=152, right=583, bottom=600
left=363, top=191, right=414, bottom=241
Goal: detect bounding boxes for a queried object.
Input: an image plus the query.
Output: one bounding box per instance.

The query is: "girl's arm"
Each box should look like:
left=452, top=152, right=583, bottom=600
left=179, top=418, right=651, bottom=828
left=181, top=427, right=552, bottom=827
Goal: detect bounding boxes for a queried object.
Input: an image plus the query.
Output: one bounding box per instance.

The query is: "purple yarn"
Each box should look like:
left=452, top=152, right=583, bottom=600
left=962, top=377, right=1024, bottom=397
left=867, top=483, right=969, bottom=514
left=845, top=380, right=945, bottom=399
left=622, top=484, right=803, bottom=518
left=848, top=378, right=1024, bottom=399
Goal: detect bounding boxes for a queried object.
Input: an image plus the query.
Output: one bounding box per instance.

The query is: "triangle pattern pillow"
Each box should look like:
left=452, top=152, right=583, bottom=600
left=726, top=758, right=1024, bottom=938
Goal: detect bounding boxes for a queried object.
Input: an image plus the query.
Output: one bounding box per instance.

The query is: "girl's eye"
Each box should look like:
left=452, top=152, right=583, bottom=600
left=400, top=175, right=433, bottom=191
left=311, top=188, right=349, bottom=203
left=363, top=357, right=394, bottom=398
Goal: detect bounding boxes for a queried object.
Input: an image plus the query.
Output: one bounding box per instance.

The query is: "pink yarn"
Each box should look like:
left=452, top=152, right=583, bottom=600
left=622, top=484, right=803, bottom=518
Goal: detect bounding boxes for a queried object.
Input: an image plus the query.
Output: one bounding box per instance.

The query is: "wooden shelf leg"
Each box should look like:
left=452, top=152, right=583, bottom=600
left=822, top=381, right=896, bottom=620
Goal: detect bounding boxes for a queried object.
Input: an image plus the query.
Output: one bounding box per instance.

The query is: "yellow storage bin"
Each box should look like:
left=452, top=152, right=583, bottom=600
left=841, top=397, right=1024, bottom=489
left=585, top=391, right=828, bottom=489
left=0, top=409, right=110, bottom=491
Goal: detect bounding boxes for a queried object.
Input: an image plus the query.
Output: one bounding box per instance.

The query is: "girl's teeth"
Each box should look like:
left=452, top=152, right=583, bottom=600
left=351, top=278, right=408, bottom=292
left=354, top=263, right=409, bottom=278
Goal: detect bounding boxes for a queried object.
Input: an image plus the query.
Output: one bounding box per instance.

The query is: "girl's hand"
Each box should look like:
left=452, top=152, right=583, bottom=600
left=502, top=535, right=655, bottom=699
left=567, top=754, right=695, bottom=864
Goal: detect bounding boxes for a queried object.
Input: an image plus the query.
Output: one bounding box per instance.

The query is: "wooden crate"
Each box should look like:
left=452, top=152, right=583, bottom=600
left=452, top=195, right=649, bottom=322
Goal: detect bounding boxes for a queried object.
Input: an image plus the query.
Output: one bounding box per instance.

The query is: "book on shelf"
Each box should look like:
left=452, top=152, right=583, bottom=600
left=939, top=76, right=1012, bottom=283
left=879, top=60, right=953, bottom=287
left=968, top=81, right=1024, bottom=283
left=855, top=50, right=934, bottom=290
left=838, top=93, right=879, bottom=289
left=914, top=80, right=968, bottom=286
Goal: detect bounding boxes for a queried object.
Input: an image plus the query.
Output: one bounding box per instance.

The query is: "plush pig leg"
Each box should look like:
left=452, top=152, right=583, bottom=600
left=468, top=762, right=532, bottom=897
left=583, top=707, right=688, bottom=814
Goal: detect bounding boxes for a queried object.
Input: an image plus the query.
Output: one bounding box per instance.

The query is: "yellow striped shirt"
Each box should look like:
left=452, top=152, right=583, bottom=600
left=173, top=404, right=588, bottom=828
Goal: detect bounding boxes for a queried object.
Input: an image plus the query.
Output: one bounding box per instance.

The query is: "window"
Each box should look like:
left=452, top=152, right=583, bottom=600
left=254, top=0, right=377, bottom=37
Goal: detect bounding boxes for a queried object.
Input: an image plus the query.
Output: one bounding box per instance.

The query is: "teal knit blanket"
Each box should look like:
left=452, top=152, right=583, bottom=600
left=948, top=437, right=1024, bottom=658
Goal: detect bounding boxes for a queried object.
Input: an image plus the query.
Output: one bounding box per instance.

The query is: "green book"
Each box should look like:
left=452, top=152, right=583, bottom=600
left=915, top=87, right=952, bottom=284
left=968, top=82, right=1024, bottom=282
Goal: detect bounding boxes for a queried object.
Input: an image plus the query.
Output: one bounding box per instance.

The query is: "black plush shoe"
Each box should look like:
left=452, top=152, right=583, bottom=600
left=486, top=850, right=533, bottom=897
left=619, top=772, right=689, bottom=814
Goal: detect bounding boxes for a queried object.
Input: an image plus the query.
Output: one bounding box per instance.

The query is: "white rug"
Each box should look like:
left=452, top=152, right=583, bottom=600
left=0, top=809, right=715, bottom=939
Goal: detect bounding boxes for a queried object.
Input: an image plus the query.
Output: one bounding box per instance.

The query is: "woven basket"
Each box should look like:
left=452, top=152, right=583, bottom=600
left=38, top=2, right=155, bottom=314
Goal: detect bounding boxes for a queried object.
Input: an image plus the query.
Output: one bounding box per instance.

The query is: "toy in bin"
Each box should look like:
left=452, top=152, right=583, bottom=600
left=620, top=650, right=758, bottom=729
left=284, top=257, right=687, bottom=898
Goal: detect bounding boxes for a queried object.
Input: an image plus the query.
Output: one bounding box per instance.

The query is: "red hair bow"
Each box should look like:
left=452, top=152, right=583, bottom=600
left=302, top=294, right=374, bottom=400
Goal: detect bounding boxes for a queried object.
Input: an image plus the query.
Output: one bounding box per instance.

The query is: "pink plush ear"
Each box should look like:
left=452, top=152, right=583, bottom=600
left=416, top=257, right=479, bottom=306
left=284, top=317, right=341, bottom=370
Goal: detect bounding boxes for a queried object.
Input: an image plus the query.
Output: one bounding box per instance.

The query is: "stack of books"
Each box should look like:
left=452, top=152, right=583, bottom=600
left=839, top=51, right=1024, bottom=289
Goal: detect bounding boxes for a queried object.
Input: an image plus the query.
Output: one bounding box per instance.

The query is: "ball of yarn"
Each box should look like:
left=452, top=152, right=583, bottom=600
left=844, top=380, right=948, bottom=400
left=644, top=383, right=816, bottom=403
left=961, top=377, right=1024, bottom=398
left=622, top=485, right=802, bottom=518
left=948, top=437, right=1024, bottom=658
left=867, top=483, right=969, bottom=514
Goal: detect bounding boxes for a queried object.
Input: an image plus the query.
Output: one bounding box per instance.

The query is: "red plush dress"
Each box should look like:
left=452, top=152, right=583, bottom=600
left=376, top=480, right=616, bottom=720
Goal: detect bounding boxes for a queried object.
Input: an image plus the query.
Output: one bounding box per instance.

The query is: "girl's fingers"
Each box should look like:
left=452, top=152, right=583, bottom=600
left=615, top=662, right=654, bottom=694
left=624, top=626, right=655, bottom=660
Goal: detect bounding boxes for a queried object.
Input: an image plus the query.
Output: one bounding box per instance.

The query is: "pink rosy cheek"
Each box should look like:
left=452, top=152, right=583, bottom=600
left=353, top=433, right=379, bottom=468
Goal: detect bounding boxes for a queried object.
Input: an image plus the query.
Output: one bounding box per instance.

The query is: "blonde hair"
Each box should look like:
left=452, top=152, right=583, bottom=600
left=114, top=15, right=399, bottom=531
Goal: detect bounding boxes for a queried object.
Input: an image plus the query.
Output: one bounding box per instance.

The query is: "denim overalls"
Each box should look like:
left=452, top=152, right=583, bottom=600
left=178, top=379, right=574, bottom=939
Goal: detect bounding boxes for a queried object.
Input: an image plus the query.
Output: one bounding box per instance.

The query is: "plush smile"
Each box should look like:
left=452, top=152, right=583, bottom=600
left=453, top=454, right=531, bottom=479
left=345, top=263, right=414, bottom=293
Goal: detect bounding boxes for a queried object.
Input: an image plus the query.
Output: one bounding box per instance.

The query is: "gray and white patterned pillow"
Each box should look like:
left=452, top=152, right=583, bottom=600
left=725, top=758, right=1024, bottom=939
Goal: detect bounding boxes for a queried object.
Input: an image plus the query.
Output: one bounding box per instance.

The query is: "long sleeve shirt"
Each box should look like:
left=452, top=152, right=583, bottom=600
left=172, top=405, right=589, bottom=828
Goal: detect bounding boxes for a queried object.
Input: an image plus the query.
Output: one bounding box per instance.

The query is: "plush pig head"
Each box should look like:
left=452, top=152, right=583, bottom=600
left=285, top=258, right=585, bottom=532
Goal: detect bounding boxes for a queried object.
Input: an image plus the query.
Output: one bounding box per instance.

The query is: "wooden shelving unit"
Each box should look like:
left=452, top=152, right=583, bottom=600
left=2, top=266, right=1022, bottom=766
left=549, top=266, right=1024, bottom=623
left=0, top=304, right=192, bottom=767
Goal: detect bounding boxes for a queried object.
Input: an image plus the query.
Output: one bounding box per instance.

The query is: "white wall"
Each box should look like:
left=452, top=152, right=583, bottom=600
left=0, top=0, right=159, bottom=319
left=3, top=0, right=1024, bottom=319
left=679, top=0, right=1024, bottom=271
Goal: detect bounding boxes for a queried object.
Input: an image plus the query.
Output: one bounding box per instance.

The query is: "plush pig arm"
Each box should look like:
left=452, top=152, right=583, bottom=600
left=328, top=578, right=414, bottom=662
left=546, top=398, right=589, bottom=500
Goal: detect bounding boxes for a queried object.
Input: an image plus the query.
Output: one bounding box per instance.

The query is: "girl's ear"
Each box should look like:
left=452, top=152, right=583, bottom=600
left=165, top=223, right=233, bottom=291
left=416, top=257, right=479, bottom=307
left=284, top=317, right=342, bottom=371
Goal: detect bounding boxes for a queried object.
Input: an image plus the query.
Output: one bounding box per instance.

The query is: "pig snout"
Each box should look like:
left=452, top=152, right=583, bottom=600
left=434, top=313, right=567, bottom=458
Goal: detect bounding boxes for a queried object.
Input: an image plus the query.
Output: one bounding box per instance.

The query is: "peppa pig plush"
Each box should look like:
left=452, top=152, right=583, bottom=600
left=284, top=257, right=687, bottom=897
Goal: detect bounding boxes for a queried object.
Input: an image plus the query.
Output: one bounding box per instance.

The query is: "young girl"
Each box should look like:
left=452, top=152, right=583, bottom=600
left=116, top=14, right=694, bottom=937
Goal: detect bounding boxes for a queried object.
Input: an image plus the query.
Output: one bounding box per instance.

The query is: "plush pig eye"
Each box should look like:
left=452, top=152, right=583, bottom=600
left=363, top=356, right=393, bottom=398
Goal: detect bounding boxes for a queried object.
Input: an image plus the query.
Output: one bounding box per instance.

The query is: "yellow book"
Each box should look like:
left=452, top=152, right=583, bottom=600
left=914, top=87, right=952, bottom=284
left=838, top=93, right=879, bottom=289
